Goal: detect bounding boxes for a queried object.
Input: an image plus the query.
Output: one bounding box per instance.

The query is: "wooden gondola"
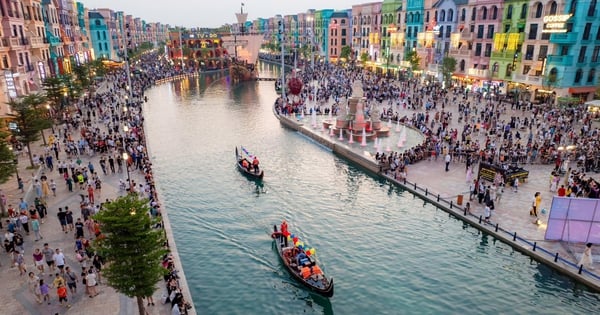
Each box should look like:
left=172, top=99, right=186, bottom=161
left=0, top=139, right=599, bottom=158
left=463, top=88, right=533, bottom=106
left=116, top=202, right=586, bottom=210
left=235, top=147, right=264, bottom=179
left=271, top=223, right=334, bottom=297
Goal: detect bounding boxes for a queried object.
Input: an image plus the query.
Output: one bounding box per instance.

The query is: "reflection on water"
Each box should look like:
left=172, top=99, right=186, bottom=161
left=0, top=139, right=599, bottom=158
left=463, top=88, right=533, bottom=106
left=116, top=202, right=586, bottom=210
left=142, top=69, right=600, bottom=314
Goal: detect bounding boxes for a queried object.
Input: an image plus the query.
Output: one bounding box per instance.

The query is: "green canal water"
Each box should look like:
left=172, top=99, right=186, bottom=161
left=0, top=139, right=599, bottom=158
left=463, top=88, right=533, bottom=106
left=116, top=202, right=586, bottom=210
left=141, top=64, right=599, bottom=314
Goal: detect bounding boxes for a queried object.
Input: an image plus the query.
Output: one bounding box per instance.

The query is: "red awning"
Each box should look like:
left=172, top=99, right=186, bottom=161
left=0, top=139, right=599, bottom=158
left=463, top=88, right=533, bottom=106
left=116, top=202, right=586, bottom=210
left=568, top=86, right=596, bottom=94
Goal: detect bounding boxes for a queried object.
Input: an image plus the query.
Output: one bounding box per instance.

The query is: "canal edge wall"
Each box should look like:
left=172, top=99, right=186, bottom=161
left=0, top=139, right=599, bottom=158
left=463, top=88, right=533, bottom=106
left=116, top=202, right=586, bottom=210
left=273, top=109, right=600, bottom=293
left=145, top=81, right=197, bottom=314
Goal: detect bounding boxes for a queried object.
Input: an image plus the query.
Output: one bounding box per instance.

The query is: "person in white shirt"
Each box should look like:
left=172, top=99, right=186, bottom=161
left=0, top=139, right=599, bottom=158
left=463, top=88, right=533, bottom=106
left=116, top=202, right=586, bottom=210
left=445, top=153, right=451, bottom=172
left=53, top=248, right=66, bottom=273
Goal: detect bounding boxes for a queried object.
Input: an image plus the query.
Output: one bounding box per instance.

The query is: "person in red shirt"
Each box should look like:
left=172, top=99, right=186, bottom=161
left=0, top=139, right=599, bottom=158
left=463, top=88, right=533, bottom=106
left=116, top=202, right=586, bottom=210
left=557, top=185, right=566, bottom=197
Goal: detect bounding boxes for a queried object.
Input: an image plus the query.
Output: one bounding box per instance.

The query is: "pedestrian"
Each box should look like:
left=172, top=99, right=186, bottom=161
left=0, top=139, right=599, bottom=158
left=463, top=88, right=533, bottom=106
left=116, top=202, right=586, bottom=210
left=50, top=179, right=57, bottom=197
left=66, top=177, right=73, bottom=192
left=19, top=212, right=29, bottom=235
left=75, top=218, right=85, bottom=238
left=530, top=192, right=541, bottom=217
left=495, top=183, right=504, bottom=203
left=56, top=284, right=71, bottom=308
left=15, top=250, right=27, bottom=275
left=33, top=248, right=45, bottom=275
left=39, top=279, right=50, bottom=305
left=513, top=177, right=519, bottom=192
left=17, top=177, right=24, bottom=193
left=42, top=243, right=55, bottom=273
left=93, top=254, right=104, bottom=284
left=86, top=268, right=99, bottom=298
left=444, top=153, right=451, bottom=172
left=65, top=266, right=78, bottom=294
left=578, top=243, right=594, bottom=270
left=57, top=208, right=68, bottom=232
left=53, top=248, right=66, bottom=274
left=28, top=272, right=42, bottom=304
left=465, top=202, right=471, bottom=215
left=31, top=217, right=42, bottom=241
left=65, top=206, right=74, bottom=231
left=87, top=184, right=95, bottom=204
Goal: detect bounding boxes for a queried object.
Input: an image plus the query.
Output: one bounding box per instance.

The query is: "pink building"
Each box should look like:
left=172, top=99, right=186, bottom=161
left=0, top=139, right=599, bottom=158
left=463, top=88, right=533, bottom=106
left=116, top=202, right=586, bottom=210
left=351, top=2, right=381, bottom=62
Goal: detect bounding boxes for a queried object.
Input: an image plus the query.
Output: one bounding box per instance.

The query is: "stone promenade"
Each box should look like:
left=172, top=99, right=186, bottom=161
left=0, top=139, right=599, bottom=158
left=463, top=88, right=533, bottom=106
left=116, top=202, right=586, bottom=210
left=0, top=80, right=182, bottom=315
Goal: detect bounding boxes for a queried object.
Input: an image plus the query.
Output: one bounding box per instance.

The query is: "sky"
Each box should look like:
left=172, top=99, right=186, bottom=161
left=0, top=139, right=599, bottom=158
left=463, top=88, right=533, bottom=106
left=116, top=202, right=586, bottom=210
left=81, top=0, right=361, bottom=28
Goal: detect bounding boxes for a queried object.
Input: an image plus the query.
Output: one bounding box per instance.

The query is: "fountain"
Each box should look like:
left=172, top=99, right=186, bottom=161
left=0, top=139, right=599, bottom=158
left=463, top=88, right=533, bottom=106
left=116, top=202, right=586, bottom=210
left=321, top=81, right=390, bottom=145
left=311, top=109, right=317, bottom=129
left=360, top=128, right=367, bottom=147
left=396, top=119, right=401, bottom=132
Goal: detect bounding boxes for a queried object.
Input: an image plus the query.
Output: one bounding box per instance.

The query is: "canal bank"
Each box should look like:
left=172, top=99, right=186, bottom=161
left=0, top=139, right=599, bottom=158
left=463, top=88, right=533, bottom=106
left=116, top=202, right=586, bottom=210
left=273, top=108, right=600, bottom=293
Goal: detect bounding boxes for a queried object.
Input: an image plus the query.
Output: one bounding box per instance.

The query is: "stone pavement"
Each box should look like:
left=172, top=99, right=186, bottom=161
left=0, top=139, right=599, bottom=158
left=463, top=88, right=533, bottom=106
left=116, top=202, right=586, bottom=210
left=291, top=79, right=598, bottom=274
left=0, top=80, right=177, bottom=315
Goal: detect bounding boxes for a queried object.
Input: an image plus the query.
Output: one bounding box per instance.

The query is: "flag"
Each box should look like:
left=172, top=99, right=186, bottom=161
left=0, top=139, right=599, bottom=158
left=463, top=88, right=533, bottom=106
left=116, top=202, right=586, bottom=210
left=240, top=147, right=254, bottom=159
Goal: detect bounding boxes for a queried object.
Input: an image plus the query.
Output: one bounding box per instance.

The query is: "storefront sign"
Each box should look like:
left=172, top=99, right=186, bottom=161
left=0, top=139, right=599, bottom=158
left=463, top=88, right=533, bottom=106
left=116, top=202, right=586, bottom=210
left=542, top=14, right=571, bottom=33
left=4, top=71, right=17, bottom=98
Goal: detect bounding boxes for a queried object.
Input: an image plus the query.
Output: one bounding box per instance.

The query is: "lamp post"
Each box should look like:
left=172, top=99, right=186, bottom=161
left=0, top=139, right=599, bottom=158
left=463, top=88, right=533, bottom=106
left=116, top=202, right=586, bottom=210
left=122, top=124, right=131, bottom=190
left=386, top=46, right=390, bottom=79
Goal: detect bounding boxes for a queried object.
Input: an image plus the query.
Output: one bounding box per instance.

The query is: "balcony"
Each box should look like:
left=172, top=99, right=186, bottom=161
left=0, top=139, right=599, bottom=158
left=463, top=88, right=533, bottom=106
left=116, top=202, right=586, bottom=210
left=29, top=36, right=46, bottom=48
left=491, top=50, right=522, bottom=61
left=546, top=54, right=574, bottom=66
left=449, top=48, right=471, bottom=57
left=550, top=32, right=578, bottom=44
left=467, top=68, right=490, bottom=79
left=512, top=74, right=542, bottom=85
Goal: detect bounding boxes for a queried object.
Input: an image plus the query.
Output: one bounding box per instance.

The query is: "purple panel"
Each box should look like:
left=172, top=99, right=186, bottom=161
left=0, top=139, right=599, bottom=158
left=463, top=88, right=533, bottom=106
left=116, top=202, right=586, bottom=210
left=545, top=219, right=566, bottom=240
left=549, top=197, right=571, bottom=219
left=594, top=202, right=600, bottom=222
left=563, top=221, right=592, bottom=243
left=588, top=222, right=600, bottom=244
left=567, top=199, right=597, bottom=221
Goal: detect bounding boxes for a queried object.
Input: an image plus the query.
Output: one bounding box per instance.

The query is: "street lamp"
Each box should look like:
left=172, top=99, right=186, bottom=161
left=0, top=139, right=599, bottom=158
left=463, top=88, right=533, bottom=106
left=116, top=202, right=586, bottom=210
left=122, top=151, right=130, bottom=190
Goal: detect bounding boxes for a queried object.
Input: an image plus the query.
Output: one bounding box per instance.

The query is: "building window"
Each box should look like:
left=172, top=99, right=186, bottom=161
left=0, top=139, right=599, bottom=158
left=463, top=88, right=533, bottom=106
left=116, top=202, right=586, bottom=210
left=583, top=23, right=592, bottom=40
left=578, top=46, right=587, bottom=63
left=460, top=59, right=465, bottom=71
left=529, top=24, right=538, bottom=40
left=446, top=25, right=451, bottom=38
left=588, top=69, right=596, bottom=82
left=507, top=5, right=513, bottom=19
left=525, top=45, right=534, bottom=60
left=570, top=0, right=577, bottom=15
left=506, top=64, right=513, bottom=77
left=523, top=65, right=531, bottom=75
left=471, top=7, right=476, bottom=21
left=492, top=6, right=498, bottom=19
left=426, top=11, right=430, bottom=22
left=461, top=8, right=466, bottom=21
left=485, top=43, right=492, bottom=57
left=475, top=43, right=482, bottom=56
left=482, top=7, right=488, bottom=20
left=550, top=1, right=558, bottom=14
left=477, top=25, right=484, bottom=38
left=538, top=45, right=548, bottom=60
left=590, top=0, right=597, bottom=16
left=535, top=3, right=544, bottom=18
left=574, top=68, right=583, bottom=83
left=448, top=9, right=453, bottom=22
left=592, top=46, right=600, bottom=62
left=487, top=25, right=494, bottom=39
left=521, top=4, right=528, bottom=19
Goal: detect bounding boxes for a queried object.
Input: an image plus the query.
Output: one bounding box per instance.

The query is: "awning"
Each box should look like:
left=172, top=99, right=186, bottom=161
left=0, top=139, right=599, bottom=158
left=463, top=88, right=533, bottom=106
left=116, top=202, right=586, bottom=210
left=568, top=86, right=596, bottom=94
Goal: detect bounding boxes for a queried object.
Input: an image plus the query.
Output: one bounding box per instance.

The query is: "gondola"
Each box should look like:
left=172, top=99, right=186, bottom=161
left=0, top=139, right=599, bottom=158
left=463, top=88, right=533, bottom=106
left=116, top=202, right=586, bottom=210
left=235, top=147, right=264, bottom=179
left=271, top=223, right=334, bottom=297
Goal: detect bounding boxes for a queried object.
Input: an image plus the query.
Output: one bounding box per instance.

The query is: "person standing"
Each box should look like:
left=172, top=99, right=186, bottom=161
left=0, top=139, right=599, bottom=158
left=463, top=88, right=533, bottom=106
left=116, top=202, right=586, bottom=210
left=53, top=248, right=66, bottom=274
left=50, top=179, right=57, bottom=197
left=42, top=243, right=55, bottom=273
left=57, top=208, right=68, bottom=233
left=31, top=216, right=42, bottom=241
left=444, top=153, right=451, bottom=172
left=65, top=266, right=78, bottom=295
left=33, top=248, right=45, bottom=275
left=513, top=177, right=519, bottom=192
left=28, top=272, right=42, bottom=304
left=530, top=192, right=541, bottom=217
left=579, top=243, right=594, bottom=270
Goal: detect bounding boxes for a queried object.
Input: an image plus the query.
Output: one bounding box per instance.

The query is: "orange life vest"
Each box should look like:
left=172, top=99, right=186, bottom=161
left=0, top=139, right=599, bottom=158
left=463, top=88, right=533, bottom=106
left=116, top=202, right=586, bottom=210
left=301, top=266, right=311, bottom=279
left=312, top=265, right=323, bottom=275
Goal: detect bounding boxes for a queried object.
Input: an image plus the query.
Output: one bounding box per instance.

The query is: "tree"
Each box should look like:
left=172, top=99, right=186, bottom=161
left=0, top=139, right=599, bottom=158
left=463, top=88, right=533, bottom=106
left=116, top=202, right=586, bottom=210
left=405, top=50, right=421, bottom=71
left=72, top=63, right=92, bottom=91
left=89, top=58, right=109, bottom=78
left=340, top=45, right=352, bottom=61
left=42, top=77, right=65, bottom=113
left=360, top=52, right=369, bottom=65
left=93, top=195, right=168, bottom=315
left=441, top=57, right=457, bottom=87
left=7, top=94, right=53, bottom=167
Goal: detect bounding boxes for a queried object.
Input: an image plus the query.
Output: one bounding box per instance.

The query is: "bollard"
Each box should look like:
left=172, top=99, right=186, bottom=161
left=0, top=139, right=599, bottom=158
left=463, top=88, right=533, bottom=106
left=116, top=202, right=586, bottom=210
left=404, top=178, right=407, bottom=185
left=513, top=232, right=517, bottom=241
left=437, top=194, right=440, bottom=202
left=425, top=188, right=428, bottom=195
left=414, top=183, right=417, bottom=190
left=554, top=253, right=559, bottom=262
left=495, top=223, right=499, bottom=232
left=479, top=215, right=482, bottom=223
left=464, top=208, right=467, bottom=216
left=533, top=242, right=537, bottom=251
left=450, top=201, right=453, bottom=208
left=578, top=264, right=584, bottom=274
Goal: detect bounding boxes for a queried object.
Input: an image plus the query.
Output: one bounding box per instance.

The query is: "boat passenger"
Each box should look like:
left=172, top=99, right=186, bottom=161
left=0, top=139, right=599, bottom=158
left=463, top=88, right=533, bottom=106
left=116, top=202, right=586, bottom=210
left=241, top=159, right=250, bottom=171
left=311, top=265, right=323, bottom=281
left=252, top=157, right=260, bottom=173
left=301, top=266, right=311, bottom=279
left=296, top=252, right=307, bottom=266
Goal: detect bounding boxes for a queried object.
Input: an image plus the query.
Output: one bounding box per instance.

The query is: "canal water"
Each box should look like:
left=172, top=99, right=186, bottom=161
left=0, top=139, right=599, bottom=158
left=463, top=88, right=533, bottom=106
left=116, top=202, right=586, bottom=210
left=142, top=63, right=599, bottom=314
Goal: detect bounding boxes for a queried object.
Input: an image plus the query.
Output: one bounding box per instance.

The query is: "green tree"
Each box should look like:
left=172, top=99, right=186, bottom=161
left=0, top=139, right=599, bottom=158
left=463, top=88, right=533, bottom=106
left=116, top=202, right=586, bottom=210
left=7, top=94, right=53, bottom=167
left=360, top=52, right=369, bottom=65
left=42, top=77, right=65, bottom=113
left=441, top=57, right=457, bottom=87
left=340, top=45, right=352, bottom=61
left=405, top=50, right=421, bottom=71
left=72, top=63, right=92, bottom=91
left=89, top=58, right=108, bottom=78
left=93, top=195, right=168, bottom=315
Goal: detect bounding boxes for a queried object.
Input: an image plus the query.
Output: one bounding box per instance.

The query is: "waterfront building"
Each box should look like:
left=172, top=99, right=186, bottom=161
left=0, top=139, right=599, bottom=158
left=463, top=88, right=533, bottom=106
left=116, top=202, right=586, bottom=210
left=314, top=9, right=334, bottom=61
left=405, top=0, right=424, bottom=59
left=490, top=0, right=528, bottom=100
left=56, top=0, right=75, bottom=74
left=381, top=0, right=403, bottom=74
left=350, top=2, right=381, bottom=64
left=545, top=0, right=600, bottom=102
left=88, top=11, right=111, bottom=59
left=74, top=2, right=92, bottom=66
left=327, top=10, right=351, bottom=62
left=23, top=0, right=51, bottom=90
left=94, top=8, right=120, bottom=61
left=41, top=0, right=62, bottom=77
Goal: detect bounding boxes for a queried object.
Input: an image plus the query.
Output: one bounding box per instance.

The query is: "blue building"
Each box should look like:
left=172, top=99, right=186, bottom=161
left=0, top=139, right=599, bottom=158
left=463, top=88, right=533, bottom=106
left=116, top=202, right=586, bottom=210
left=546, top=0, right=600, bottom=101
left=88, top=12, right=112, bottom=60
left=405, top=0, right=424, bottom=57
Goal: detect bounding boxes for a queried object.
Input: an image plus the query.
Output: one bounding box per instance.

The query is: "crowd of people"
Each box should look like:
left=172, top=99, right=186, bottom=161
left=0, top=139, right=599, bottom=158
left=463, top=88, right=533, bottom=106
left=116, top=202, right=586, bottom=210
left=1, top=51, right=193, bottom=314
